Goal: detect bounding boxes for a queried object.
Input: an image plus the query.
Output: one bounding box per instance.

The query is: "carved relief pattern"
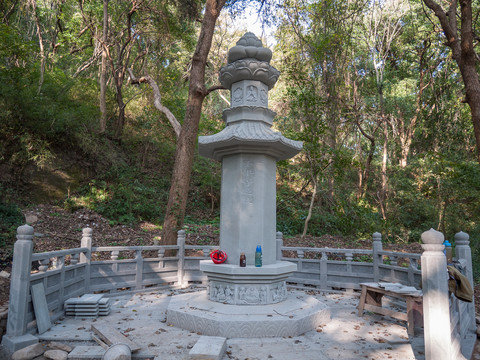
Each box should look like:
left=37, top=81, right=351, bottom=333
left=208, top=281, right=287, bottom=305
left=210, top=283, right=235, bottom=304
left=232, top=87, right=243, bottom=104
left=246, top=85, right=258, bottom=103
left=260, top=89, right=268, bottom=105
left=241, top=160, right=254, bottom=205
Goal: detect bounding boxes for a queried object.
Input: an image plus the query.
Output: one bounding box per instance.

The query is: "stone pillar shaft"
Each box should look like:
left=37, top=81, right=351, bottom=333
left=220, top=154, right=276, bottom=265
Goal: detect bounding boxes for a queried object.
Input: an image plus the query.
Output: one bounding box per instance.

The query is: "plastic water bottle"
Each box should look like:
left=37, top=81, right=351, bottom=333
left=255, top=245, right=262, bottom=267
left=444, top=240, right=453, bottom=264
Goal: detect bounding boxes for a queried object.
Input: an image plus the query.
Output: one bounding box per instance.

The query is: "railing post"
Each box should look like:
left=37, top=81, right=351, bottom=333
left=2, top=224, right=38, bottom=352
left=135, top=250, right=143, bottom=290
left=454, top=232, right=473, bottom=294
left=80, top=228, right=92, bottom=292
left=320, top=251, right=328, bottom=290
left=421, top=228, right=452, bottom=360
left=372, top=232, right=382, bottom=282
left=454, top=231, right=476, bottom=331
left=296, top=250, right=304, bottom=272
left=276, top=231, right=283, bottom=261
left=177, top=230, right=185, bottom=288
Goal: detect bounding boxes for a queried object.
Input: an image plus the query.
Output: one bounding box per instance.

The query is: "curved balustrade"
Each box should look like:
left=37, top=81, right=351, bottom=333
left=5, top=226, right=471, bottom=354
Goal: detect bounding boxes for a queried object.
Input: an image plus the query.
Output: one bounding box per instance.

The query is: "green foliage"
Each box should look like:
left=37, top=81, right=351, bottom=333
left=0, top=199, right=24, bottom=266
left=1, top=0, right=480, bottom=282
left=0, top=22, right=99, bottom=172
left=187, top=155, right=222, bottom=216
left=65, top=166, right=171, bottom=225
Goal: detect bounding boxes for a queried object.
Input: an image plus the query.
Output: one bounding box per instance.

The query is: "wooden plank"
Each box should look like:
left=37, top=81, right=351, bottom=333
left=91, top=324, right=141, bottom=352
left=357, top=285, right=367, bottom=317
left=363, top=303, right=408, bottom=321
left=92, top=334, right=109, bottom=350
left=31, top=282, right=52, bottom=334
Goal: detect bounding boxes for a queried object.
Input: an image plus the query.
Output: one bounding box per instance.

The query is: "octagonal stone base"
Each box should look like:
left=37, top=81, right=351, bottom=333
left=166, top=290, right=330, bottom=338
left=200, top=260, right=296, bottom=305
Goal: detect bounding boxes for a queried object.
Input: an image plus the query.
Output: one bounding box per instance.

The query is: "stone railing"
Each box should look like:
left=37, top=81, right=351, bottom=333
left=1, top=225, right=475, bottom=358
left=281, top=232, right=422, bottom=291
left=420, top=229, right=476, bottom=360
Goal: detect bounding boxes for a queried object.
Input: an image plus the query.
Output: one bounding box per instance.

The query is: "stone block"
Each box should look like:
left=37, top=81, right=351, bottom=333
left=31, top=283, right=52, bottom=334
left=44, top=349, right=68, bottom=360
left=188, top=336, right=226, bottom=360
left=2, top=333, right=38, bottom=353
left=47, top=342, right=72, bottom=353
left=11, top=342, right=45, bottom=360
left=67, top=346, right=154, bottom=360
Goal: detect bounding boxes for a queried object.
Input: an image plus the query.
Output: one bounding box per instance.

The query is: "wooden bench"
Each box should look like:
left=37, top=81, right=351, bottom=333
left=357, top=282, right=423, bottom=336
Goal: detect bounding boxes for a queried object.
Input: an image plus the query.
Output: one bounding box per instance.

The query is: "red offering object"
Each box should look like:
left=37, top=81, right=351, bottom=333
left=210, top=250, right=227, bottom=264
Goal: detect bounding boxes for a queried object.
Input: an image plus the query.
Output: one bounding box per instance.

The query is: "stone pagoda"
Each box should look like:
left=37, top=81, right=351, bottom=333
left=198, top=32, right=303, bottom=305
left=166, top=34, right=329, bottom=338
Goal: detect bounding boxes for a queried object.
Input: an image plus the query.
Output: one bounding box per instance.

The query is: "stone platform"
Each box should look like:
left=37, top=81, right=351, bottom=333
left=166, top=290, right=330, bottom=338
left=200, top=260, right=296, bottom=305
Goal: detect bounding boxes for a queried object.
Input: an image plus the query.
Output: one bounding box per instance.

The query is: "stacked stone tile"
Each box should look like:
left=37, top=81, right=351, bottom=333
left=64, top=294, right=110, bottom=318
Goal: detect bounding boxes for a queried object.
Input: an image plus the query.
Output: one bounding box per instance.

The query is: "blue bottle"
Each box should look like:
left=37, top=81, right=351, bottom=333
left=443, top=240, right=453, bottom=264
left=255, top=245, right=262, bottom=267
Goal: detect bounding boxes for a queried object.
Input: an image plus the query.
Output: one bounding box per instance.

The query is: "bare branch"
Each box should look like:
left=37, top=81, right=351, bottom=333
left=205, top=84, right=227, bottom=95
left=128, top=68, right=182, bottom=138
left=73, top=42, right=102, bottom=77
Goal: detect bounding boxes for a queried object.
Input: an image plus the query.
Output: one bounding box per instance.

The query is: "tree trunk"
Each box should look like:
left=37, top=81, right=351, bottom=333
left=114, top=84, right=125, bottom=140
left=99, top=0, right=108, bottom=134
left=302, top=180, right=317, bottom=239
left=378, top=84, right=388, bottom=221
left=423, top=0, right=480, bottom=163
left=379, top=119, right=388, bottom=220
left=161, top=0, right=226, bottom=246
left=353, top=80, right=378, bottom=200
left=31, top=0, right=45, bottom=95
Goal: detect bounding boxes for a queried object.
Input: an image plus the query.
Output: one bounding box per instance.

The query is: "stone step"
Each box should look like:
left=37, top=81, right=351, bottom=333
left=188, top=336, right=226, bottom=360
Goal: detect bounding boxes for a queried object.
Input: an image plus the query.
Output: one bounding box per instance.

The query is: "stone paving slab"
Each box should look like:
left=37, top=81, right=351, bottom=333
left=188, top=336, right=226, bottom=360
left=26, top=288, right=425, bottom=360
left=68, top=346, right=154, bottom=359
left=31, top=283, right=52, bottom=334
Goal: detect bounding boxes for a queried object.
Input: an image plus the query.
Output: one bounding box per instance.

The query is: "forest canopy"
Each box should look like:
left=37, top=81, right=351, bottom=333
left=1, top=0, right=480, bottom=271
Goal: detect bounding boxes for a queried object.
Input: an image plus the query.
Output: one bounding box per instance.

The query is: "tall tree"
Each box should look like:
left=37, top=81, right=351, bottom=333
left=422, top=0, right=480, bottom=164
left=160, top=0, right=228, bottom=246
left=363, top=0, right=408, bottom=219
left=99, top=0, right=108, bottom=134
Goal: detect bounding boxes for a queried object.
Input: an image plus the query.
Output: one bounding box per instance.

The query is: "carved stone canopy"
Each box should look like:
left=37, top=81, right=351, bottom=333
left=219, top=32, right=279, bottom=90
left=198, top=119, right=303, bottom=161
left=199, top=32, right=302, bottom=162
left=227, top=32, right=272, bottom=64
